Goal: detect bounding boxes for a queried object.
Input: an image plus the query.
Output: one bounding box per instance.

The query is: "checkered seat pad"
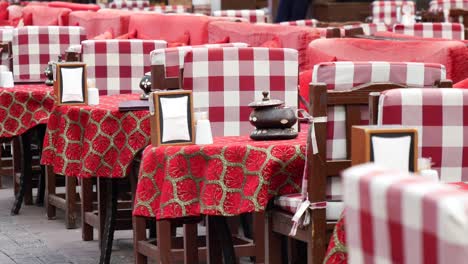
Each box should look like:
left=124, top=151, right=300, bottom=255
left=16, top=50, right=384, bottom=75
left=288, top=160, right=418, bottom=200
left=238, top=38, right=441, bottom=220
left=212, top=9, right=268, bottom=23
left=343, top=164, right=468, bottom=263
left=12, top=26, right=86, bottom=83
left=150, top=43, right=249, bottom=79
left=107, top=0, right=150, bottom=10
left=342, top=23, right=389, bottom=35
left=150, top=5, right=190, bottom=13
left=82, top=39, right=167, bottom=95
left=379, top=88, right=468, bottom=182
left=371, top=1, right=415, bottom=25
left=275, top=61, right=446, bottom=215
left=279, top=19, right=319, bottom=27
left=429, top=0, right=468, bottom=12
left=182, top=47, right=298, bottom=137
left=393, top=22, right=465, bottom=40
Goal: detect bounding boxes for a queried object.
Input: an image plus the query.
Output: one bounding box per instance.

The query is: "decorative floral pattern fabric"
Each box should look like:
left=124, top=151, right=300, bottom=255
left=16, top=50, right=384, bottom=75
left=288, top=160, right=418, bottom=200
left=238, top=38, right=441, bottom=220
left=0, top=84, right=54, bottom=138
left=133, top=133, right=307, bottom=219
left=41, top=94, right=151, bottom=178
left=324, top=214, right=347, bottom=264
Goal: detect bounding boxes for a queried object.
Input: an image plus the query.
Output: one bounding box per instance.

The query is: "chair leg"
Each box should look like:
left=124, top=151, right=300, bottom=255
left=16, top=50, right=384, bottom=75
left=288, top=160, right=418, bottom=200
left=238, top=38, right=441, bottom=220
left=35, top=165, right=45, bottom=206
left=252, top=212, right=265, bottom=263
left=97, top=177, right=108, bottom=241
left=0, top=145, right=3, bottom=189
left=183, top=223, right=199, bottom=264
left=65, top=176, right=77, bottom=229
left=265, top=212, right=283, bottom=264
left=99, top=178, right=117, bottom=264
left=81, top=177, right=94, bottom=241
left=133, top=216, right=148, bottom=264
left=156, top=220, right=173, bottom=264
left=306, top=214, right=327, bottom=264
left=45, top=166, right=56, bottom=219
left=12, top=137, right=20, bottom=195
left=11, top=130, right=32, bottom=215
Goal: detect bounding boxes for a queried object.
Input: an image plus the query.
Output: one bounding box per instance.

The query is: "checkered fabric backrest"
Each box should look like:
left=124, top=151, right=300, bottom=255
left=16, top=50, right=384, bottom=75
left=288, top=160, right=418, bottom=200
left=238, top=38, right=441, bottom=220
left=183, top=47, right=298, bottom=137
left=108, top=0, right=150, bottom=10
left=312, top=61, right=446, bottom=161
left=151, top=5, right=190, bottom=13
left=379, top=88, right=468, bottom=182
left=82, top=39, right=167, bottom=95
left=150, top=43, right=249, bottom=78
left=371, top=1, right=415, bottom=25
left=342, top=23, right=389, bottom=35
left=279, top=19, right=319, bottom=27
left=429, top=0, right=468, bottom=12
left=12, top=26, right=86, bottom=83
left=393, top=22, right=465, bottom=40
left=212, top=9, right=268, bottom=23
left=343, top=163, right=468, bottom=264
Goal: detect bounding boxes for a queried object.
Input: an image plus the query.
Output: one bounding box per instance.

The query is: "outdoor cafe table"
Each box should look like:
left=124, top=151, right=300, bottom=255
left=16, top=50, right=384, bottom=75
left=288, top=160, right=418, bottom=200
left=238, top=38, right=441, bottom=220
left=0, top=84, right=54, bottom=212
left=133, top=132, right=307, bottom=219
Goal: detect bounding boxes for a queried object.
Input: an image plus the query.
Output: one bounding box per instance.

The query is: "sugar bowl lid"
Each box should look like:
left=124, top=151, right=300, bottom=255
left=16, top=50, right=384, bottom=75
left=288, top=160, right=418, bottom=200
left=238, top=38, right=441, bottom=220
left=248, top=91, right=283, bottom=108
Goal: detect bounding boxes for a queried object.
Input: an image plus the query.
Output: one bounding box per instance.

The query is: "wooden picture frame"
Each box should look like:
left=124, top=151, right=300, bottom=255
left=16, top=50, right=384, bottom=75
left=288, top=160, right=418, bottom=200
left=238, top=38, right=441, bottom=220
left=149, top=90, right=195, bottom=147
left=352, top=125, right=418, bottom=172
left=54, top=62, right=87, bottom=106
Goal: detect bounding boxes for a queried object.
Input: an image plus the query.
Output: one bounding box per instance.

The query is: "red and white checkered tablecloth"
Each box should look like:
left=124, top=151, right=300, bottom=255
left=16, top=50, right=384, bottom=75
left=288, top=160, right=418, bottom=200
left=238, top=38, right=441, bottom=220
left=41, top=94, right=151, bottom=178
left=0, top=84, right=54, bottom=138
left=133, top=132, right=307, bottom=219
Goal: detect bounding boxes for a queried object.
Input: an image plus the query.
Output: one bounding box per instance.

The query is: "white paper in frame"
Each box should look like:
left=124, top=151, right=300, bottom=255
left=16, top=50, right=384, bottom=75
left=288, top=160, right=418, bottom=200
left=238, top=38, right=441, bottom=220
left=160, top=96, right=190, bottom=143
left=61, top=67, right=84, bottom=103
left=371, top=135, right=411, bottom=171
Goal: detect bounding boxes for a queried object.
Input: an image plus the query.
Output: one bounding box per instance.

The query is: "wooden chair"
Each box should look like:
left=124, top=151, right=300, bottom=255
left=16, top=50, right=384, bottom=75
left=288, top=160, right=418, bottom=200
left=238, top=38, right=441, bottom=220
left=265, top=61, right=450, bottom=264
left=134, top=46, right=299, bottom=264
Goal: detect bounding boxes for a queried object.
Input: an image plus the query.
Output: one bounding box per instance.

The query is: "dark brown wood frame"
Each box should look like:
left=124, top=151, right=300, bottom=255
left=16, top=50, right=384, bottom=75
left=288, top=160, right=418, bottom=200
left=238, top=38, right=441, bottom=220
left=265, top=79, right=452, bottom=264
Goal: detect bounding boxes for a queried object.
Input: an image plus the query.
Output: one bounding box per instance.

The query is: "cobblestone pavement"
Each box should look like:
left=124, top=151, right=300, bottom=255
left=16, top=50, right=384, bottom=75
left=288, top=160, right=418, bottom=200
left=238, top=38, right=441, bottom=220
left=0, top=175, right=135, bottom=264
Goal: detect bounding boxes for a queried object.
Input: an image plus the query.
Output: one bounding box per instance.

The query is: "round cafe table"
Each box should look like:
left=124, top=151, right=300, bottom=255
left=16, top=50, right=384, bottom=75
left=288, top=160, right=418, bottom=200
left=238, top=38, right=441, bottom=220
left=133, top=131, right=307, bottom=262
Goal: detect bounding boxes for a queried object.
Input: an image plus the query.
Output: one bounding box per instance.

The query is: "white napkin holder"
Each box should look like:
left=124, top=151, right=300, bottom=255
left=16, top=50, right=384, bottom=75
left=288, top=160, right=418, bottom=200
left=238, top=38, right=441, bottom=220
left=195, top=111, right=213, bottom=145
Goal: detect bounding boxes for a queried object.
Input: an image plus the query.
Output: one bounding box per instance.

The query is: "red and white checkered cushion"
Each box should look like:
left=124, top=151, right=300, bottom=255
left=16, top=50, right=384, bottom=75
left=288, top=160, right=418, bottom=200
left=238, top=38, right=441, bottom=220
left=183, top=47, right=298, bottom=137
left=379, top=88, right=468, bottom=182
left=429, top=0, right=468, bottom=12
left=82, top=39, right=167, bottom=95
left=150, top=43, right=249, bottom=78
left=107, top=0, right=150, bottom=10
left=393, top=22, right=465, bottom=40
left=371, top=1, right=415, bottom=25
left=279, top=19, right=319, bottom=27
left=212, top=9, right=268, bottom=23
left=12, top=26, right=86, bottom=83
left=343, top=23, right=390, bottom=35
left=312, top=61, right=447, bottom=161
left=344, top=163, right=468, bottom=263
left=150, top=5, right=190, bottom=13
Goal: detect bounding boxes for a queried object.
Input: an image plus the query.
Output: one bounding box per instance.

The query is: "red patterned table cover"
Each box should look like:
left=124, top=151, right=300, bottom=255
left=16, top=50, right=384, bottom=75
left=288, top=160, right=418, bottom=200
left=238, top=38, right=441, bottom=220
left=133, top=132, right=307, bottom=219
left=41, top=94, right=151, bottom=178
left=323, top=182, right=468, bottom=264
left=0, top=84, right=54, bottom=138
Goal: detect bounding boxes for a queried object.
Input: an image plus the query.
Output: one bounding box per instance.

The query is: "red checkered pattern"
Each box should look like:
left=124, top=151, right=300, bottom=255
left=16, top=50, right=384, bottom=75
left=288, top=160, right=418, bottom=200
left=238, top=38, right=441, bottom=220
left=107, top=0, right=150, bottom=10
left=150, top=43, right=249, bottom=78
left=312, top=61, right=446, bottom=160
left=371, top=1, right=415, bottom=25
left=150, top=5, right=190, bottom=13
left=393, top=22, right=465, bottom=40
left=279, top=19, right=319, bottom=27
left=429, top=0, right=468, bottom=12
left=274, top=193, right=344, bottom=220
left=0, top=27, right=14, bottom=70
left=12, top=26, right=86, bottom=83
left=212, top=9, right=268, bottom=23
left=342, top=23, right=390, bottom=35
left=82, top=39, right=167, bottom=96
left=343, top=163, right=468, bottom=263
left=182, top=47, right=298, bottom=137
left=379, top=88, right=468, bottom=182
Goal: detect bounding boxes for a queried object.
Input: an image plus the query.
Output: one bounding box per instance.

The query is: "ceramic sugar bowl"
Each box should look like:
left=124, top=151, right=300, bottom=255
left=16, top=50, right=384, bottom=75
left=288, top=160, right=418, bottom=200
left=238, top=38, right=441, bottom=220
left=248, top=91, right=298, bottom=140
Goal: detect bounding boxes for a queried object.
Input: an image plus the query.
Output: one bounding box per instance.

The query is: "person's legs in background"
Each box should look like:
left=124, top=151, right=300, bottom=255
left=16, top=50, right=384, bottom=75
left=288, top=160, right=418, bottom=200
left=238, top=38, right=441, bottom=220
left=290, top=0, right=310, bottom=21
left=275, top=0, right=293, bottom=23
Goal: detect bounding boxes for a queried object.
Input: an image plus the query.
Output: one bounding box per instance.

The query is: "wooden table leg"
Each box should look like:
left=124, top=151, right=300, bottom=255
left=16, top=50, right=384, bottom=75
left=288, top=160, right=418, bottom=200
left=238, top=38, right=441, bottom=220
left=81, top=177, right=93, bottom=241
left=11, top=130, right=32, bottom=215
left=253, top=212, right=265, bottom=263
left=97, top=177, right=108, bottom=242
left=207, top=216, right=237, bottom=264
left=45, top=166, right=56, bottom=219
left=184, top=223, right=199, bottom=264
left=12, top=137, right=20, bottom=195
left=156, top=220, right=173, bottom=264
left=65, top=176, right=77, bottom=229
left=99, top=178, right=117, bottom=264
left=133, top=215, right=148, bottom=264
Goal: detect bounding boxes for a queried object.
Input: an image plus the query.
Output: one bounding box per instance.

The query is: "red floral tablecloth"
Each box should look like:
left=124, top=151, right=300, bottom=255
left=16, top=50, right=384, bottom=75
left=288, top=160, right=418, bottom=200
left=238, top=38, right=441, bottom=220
left=0, top=84, right=54, bottom=138
left=41, top=94, right=151, bottom=178
left=133, top=132, right=307, bottom=219
left=322, top=182, right=468, bottom=264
